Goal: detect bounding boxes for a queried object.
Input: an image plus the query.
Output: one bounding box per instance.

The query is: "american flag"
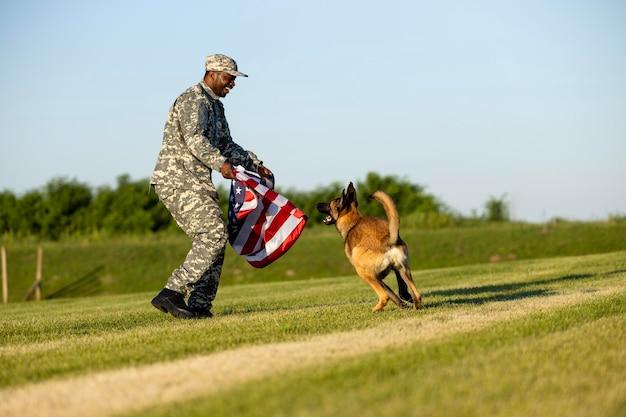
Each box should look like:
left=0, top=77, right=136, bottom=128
left=228, top=166, right=307, bottom=268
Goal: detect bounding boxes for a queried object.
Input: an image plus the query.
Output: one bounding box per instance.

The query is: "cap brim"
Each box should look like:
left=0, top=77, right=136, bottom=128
left=225, top=70, right=248, bottom=77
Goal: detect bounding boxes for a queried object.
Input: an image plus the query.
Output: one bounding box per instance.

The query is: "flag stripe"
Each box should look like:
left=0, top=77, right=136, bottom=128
left=249, top=217, right=307, bottom=267
left=241, top=199, right=272, bottom=255
left=227, top=166, right=307, bottom=268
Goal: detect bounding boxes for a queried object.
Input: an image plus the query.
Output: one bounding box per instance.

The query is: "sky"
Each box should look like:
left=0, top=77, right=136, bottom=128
left=1, top=0, right=625, bottom=222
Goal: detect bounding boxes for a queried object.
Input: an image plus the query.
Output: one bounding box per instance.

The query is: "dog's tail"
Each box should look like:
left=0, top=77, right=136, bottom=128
left=370, top=191, right=400, bottom=245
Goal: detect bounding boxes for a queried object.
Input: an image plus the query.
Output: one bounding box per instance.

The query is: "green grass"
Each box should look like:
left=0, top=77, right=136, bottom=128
left=129, top=297, right=626, bottom=417
left=1, top=251, right=625, bottom=417
left=1, top=221, right=626, bottom=301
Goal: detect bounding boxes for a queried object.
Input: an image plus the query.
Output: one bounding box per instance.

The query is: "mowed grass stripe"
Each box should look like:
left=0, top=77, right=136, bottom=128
left=1, top=284, right=623, bottom=417
left=134, top=297, right=626, bottom=417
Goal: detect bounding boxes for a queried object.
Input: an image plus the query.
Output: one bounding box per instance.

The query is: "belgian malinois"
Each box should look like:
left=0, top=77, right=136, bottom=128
left=316, top=183, right=422, bottom=312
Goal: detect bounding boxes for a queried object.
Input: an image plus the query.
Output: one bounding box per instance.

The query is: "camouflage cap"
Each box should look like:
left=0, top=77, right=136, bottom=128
left=204, top=54, right=248, bottom=77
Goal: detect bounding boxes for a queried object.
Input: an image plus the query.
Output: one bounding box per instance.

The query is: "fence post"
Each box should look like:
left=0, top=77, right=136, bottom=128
left=24, top=247, right=44, bottom=302
left=1, top=246, right=7, bottom=304
left=35, top=246, right=43, bottom=301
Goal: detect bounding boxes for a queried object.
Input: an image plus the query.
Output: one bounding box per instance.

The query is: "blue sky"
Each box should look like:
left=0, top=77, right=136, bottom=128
left=1, top=0, right=625, bottom=221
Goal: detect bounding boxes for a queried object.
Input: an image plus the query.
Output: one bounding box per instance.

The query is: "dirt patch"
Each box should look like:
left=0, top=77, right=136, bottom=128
left=0, top=285, right=623, bottom=417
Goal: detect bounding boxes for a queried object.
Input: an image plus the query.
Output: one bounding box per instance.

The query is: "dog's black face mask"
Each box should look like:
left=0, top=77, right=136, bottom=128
left=316, top=200, right=339, bottom=225
left=316, top=182, right=358, bottom=225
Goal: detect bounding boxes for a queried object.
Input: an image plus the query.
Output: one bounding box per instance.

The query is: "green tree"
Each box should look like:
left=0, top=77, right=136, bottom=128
left=280, top=182, right=344, bottom=225
left=17, top=190, right=46, bottom=236
left=87, top=185, right=115, bottom=233
left=356, top=172, right=444, bottom=218
left=0, top=171, right=465, bottom=237
left=39, top=178, right=93, bottom=239
left=0, top=190, right=19, bottom=234
left=99, top=175, right=152, bottom=233
left=484, top=194, right=510, bottom=222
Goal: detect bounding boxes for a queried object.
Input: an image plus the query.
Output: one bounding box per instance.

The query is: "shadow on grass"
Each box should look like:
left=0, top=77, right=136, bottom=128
left=603, top=268, right=626, bottom=277
left=427, top=273, right=599, bottom=298
left=422, top=268, right=626, bottom=310
left=425, top=289, right=554, bottom=309
left=425, top=269, right=626, bottom=297
left=218, top=269, right=626, bottom=315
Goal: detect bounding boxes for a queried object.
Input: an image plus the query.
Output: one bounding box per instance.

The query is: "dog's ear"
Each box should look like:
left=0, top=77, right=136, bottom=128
left=345, top=182, right=358, bottom=208
left=338, top=188, right=347, bottom=211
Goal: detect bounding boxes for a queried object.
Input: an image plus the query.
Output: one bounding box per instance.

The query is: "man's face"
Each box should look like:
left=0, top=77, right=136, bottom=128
left=210, top=72, right=236, bottom=97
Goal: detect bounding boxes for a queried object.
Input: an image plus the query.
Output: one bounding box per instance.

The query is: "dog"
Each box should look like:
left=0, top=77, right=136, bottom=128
left=316, top=182, right=422, bottom=312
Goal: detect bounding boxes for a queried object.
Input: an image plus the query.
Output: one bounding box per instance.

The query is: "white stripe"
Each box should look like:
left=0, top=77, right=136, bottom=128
left=244, top=215, right=303, bottom=262
left=231, top=166, right=303, bottom=262
left=232, top=201, right=265, bottom=253
left=232, top=168, right=270, bottom=254
left=245, top=202, right=280, bottom=257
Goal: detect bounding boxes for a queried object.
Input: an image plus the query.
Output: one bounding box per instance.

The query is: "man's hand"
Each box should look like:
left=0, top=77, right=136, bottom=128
left=258, top=165, right=273, bottom=179
left=220, top=161, right=236, bottom=179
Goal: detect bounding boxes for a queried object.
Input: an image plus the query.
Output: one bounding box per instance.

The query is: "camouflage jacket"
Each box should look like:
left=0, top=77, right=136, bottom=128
left=151, top=81, right=262, bottom=192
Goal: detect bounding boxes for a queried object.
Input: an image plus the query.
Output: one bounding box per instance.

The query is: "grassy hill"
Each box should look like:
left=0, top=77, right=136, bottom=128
left=1, top=221, right=626, bottom=302
left=0, top=251, right=624, bottom=417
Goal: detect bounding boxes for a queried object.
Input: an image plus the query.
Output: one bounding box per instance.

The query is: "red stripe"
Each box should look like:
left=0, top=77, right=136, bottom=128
left=231, top=167, right=308, bottom=267
left=240, top=200, right=271, bottom=255
left=245, top=190, right=255, bottom=202
left=262, top=187, right=280, bottom=204
left=261, top=198, right=300, bottom=243
left=250, top=179, right=291, bottom=244
left=249, top=215, right=308, bottom=268
left=239, top=177, right=281, bottom=254
left=237, top=176, right=263, bottom=254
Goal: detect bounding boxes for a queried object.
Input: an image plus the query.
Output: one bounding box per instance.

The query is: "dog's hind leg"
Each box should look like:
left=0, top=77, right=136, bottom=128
left=397, top=265, right=422, bottom=309
left=356, top=268, right=391, bottom=312
left=379, top=279, right=411, bottom=309
left=394, top=269, right=412, bottom=303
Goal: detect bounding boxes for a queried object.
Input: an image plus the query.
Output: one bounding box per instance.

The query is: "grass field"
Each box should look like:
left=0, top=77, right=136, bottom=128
left=2, top=221, right=626, bottom=301
left=1, top=250, right=625, bottom=417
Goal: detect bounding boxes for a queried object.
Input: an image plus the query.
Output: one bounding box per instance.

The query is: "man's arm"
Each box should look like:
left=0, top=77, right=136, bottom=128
left=224, top=145, right=273, bottom=178
left=222, top=142, right=263, bottom=171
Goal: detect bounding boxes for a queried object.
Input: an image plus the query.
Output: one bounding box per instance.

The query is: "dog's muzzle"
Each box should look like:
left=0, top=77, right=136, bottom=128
left=322, top=215, right=334, bottom=225
left=316, top=203, right=336, bottom=225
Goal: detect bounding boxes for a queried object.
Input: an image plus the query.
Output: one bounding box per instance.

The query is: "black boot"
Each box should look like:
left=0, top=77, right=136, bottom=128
left=151, top=288, right=196, bottom=319
left=190, top=308, right=213, bottom=319
left=187, top=283, right=216, bottom=319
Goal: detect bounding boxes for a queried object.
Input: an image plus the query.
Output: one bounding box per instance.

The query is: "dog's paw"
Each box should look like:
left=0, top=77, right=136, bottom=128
left=372, top=303, right=386, bottom=312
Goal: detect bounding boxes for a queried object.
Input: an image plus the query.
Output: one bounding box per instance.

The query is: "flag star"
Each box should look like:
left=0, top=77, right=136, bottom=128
left=235, top=187, right=242, bottom=195
left=234, top=203, right=240, bottom=209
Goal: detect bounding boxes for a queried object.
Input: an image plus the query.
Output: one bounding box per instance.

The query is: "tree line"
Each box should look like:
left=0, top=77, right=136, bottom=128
left=0, top=172, right=509, bottom=240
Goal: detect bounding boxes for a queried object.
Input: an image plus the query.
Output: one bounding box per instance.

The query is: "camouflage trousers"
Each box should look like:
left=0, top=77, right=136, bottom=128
left=154, top=185, right=227, bottom=313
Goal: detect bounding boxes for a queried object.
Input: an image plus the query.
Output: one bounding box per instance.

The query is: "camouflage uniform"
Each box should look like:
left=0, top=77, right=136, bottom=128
left=151, top=57, right=261, bottom=313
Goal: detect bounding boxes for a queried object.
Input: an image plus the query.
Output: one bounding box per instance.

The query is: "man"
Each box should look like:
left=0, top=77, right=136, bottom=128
left=150, top=54, right=272, bottom=319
